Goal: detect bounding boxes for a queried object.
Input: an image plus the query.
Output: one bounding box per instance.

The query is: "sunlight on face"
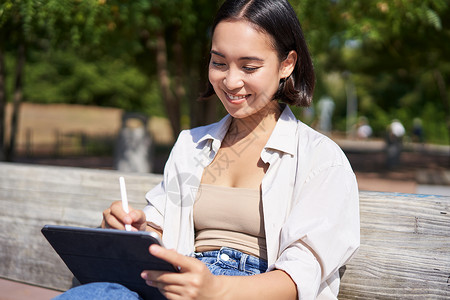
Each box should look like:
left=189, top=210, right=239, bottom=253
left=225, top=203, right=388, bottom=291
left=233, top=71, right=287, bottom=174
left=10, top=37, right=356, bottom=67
left=208, top=20, right=284, bottom=119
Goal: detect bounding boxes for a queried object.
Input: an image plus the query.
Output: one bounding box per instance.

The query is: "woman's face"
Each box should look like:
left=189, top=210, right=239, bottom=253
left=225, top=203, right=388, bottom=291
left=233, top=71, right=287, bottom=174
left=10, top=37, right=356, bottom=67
left=208, top=20, right=291, bottom=119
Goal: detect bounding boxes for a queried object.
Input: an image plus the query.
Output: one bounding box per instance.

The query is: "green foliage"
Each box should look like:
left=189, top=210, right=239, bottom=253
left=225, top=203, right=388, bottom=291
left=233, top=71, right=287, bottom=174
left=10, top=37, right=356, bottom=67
left=1, top=0, right=449, bottom=145
left=0, top=0, right=108, bottom=48
left=22, top=50, right=165, bottom=116
left=422, top=102, right=449, bottom=145
left=83, top=134, right=115, bottom=156
left=291, top=0, right=450, bottom=145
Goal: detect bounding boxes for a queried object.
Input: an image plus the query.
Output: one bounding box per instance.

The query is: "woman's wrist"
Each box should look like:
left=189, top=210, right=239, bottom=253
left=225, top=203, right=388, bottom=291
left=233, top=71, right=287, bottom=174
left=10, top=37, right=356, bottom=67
left=210, top=271, right=297, bottom=300
left=145, top=222, right=163, bottom=237
left=211, top=275, right=232, bottom=300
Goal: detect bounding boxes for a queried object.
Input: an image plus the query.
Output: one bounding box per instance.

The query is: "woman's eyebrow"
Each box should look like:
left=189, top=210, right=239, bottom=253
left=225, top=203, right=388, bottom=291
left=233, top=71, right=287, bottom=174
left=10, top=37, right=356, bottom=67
left=240, top=56, right=263, bottom=62
left=210, top=50, right=263, bottom=62
left=211, top=50, right=225, bottom=58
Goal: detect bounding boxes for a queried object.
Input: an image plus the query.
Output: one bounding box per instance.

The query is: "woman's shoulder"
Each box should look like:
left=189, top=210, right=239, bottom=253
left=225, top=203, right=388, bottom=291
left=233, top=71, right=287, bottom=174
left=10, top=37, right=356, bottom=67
left=296, top=122, right=350, bottom=167
left=270, top=106, right=343, bottom=159
left=296, top=121, right=336, bottom=148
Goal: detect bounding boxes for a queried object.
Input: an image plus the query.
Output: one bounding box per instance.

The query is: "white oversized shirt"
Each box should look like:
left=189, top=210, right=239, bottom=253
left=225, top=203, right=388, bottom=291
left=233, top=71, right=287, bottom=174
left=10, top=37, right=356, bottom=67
left=144, top=105, right=360, bottom=299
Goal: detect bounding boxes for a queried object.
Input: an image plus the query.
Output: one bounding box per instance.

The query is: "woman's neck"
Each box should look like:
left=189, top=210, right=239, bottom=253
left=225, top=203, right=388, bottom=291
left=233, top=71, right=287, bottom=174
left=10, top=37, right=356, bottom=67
left=225, top=102, right=282, bottom=145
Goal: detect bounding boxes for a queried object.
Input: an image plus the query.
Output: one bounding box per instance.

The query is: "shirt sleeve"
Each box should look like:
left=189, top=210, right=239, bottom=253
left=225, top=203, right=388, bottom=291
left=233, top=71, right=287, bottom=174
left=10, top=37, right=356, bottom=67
left=143, top=180, right=166, bottom=231
left=142, top=129, right=195, bottom=232
left=143, top=135, right=179, bottom=231
left=272, top=156, right=360, bottom=299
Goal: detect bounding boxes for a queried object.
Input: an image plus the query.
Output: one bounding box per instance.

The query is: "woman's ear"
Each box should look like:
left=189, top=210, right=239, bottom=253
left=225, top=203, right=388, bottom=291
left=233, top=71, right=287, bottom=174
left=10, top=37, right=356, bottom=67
left=280, top=50, right=297, bottom=79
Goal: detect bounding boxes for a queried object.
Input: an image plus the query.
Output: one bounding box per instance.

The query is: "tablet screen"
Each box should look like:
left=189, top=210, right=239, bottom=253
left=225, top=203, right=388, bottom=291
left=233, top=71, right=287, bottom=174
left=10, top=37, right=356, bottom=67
left=42, top=225, right=174, bottom=299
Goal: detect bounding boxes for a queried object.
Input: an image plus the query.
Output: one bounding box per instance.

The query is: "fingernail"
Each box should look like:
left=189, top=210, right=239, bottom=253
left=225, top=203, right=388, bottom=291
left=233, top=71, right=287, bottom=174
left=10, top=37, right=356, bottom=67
left=141, top=272, right=147, bottom=279
left=149, top=244, right=160, bottom=254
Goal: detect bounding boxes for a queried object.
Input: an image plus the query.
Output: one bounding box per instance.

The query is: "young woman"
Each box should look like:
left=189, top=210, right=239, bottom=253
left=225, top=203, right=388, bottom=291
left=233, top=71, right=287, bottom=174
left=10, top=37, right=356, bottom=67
left=57, top=0, right=359, bottom=299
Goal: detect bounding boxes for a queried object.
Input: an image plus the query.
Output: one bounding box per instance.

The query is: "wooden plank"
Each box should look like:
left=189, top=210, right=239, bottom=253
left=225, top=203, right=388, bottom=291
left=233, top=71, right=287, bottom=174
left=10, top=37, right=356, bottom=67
left=1, top=162, right=449, bottom=298
left=339, top=192, right=450, bottom=299
left=0, top=162, right=162, bottom=290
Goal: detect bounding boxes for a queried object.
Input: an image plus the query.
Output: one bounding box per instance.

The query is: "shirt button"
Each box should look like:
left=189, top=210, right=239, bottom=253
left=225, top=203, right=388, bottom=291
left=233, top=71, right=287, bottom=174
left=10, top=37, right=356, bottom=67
left=220, top=253, right=230, bottom=261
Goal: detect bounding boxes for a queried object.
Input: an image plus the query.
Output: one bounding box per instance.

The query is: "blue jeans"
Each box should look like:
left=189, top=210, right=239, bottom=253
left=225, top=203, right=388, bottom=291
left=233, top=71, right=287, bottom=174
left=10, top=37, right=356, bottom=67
left=53, top=247, right=267, bottom=299
left=194, top=247, right=268, bottom=276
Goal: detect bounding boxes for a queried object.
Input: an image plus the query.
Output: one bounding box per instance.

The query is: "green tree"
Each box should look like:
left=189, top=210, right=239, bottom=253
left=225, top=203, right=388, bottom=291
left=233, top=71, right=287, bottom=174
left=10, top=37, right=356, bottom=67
left=0, top=0, right=107, bottom=161
left=2, top=0, right=449, bottom=161
left=292, top=0, right=449, bottom=143
left=2, top=0, right=221, bottom=161
left=99, top=0, right=220, bottom=136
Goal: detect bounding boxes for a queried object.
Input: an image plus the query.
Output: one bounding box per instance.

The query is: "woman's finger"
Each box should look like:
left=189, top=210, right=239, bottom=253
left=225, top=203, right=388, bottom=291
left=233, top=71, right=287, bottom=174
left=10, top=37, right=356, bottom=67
left=101, top=208, right=111, bottom=228
left=149, top=245, right=196, bottom=272
left=129, top=209, right=147, bottom=231
left=143, top=270, right=187, bottom=286
left=110, top=201, right=132, bottom=224
left=159, top=290, right=184, bottom=300
left=110, top=201, right=147, bottom=231
left=103, top=210, right=127, bottom=230
left=142, top=247, right=219, bottom=300
left=102, top=206, right=126, bottom=230
left=143, top=272, right=199, bottom=300
left=158, top=286, right=186, bottom=300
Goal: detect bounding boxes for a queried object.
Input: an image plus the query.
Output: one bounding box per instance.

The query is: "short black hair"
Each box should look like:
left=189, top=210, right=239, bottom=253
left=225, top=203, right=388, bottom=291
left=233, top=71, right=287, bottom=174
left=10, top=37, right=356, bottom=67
left=201, top=0, right=315, bottom=107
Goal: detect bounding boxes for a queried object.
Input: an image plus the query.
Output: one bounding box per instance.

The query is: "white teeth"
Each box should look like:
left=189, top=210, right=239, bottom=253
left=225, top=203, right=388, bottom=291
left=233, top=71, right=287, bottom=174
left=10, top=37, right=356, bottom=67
left=227, top=93, right=246, bottom=100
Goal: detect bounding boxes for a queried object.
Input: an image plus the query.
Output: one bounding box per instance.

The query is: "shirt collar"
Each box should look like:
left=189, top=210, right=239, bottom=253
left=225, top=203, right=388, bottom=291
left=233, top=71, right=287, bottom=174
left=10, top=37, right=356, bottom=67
left=196, top=105, right=298, bottom=156
left=263, top=105, right=298, bottom=156
left=197, top=114, right=232, bottom=153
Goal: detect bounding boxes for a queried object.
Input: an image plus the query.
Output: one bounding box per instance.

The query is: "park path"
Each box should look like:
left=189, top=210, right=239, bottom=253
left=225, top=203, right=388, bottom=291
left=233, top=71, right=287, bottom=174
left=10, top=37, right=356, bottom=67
left=0, top=278, right=62, bottom=300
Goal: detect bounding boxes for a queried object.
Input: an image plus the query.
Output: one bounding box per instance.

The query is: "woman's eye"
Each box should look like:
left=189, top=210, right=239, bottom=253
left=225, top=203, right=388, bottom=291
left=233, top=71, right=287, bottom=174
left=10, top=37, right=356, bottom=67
left=212, top=61, right=226, bottom=68
left=243, top=66, right=259, bottom=72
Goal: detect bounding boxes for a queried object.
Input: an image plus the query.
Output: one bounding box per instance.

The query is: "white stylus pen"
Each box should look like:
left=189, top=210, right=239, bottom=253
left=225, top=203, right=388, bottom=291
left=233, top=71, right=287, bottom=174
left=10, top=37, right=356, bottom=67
left=119, top=176, right=132, bottom=231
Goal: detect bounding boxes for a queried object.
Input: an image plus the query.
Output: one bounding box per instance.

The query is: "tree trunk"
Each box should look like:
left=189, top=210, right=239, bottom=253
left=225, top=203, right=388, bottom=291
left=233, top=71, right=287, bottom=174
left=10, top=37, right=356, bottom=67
left=155, top=29, right=181, bottom=138
left=173, top=27, right=185, bottom=116
left=433, top=69, right=450, bottom=164
left=6, top=43, right=25, bottom=162
left=0, top=47, right=6, bottom=161
left=189, top=46, right=218, bottom=128
left=191, top=96, right=218, bottom=128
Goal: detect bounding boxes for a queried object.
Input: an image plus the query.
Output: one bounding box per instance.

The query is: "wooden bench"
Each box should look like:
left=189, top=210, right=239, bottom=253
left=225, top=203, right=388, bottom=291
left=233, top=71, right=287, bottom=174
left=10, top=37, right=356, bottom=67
left=0, top=162, right=449, bottom=298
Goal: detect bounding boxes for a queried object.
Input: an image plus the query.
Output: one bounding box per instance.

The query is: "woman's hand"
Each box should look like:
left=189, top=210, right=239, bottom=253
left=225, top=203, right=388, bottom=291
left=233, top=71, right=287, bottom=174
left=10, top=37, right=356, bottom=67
left=101, top=200, right=147, bottom=231
left=141, top=245, right=224, bottom=300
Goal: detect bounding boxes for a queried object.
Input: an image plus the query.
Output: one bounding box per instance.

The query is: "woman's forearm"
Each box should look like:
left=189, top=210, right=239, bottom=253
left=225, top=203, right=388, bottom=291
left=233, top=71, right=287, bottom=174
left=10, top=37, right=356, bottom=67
left=145, top=222, right=163, bottom=238
left=143, top=245, right=298, bottom=300
left=216, top=269, right=297, bottom=300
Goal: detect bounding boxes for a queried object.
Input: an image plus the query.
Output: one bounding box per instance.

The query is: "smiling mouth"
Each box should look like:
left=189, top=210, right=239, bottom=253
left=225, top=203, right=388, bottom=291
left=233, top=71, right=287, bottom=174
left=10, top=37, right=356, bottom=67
left=225, top=92, right=250, bottom=103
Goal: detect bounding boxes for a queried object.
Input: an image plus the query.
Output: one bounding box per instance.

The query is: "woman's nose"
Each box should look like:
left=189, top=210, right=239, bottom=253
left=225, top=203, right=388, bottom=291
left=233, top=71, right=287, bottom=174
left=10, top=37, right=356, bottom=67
left=223, top=68, right=244, bottom=90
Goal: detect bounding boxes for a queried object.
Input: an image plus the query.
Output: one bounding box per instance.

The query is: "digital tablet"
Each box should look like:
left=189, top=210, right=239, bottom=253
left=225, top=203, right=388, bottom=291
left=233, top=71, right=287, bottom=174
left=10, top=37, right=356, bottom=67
left=42, top=225, right=176, bottom=299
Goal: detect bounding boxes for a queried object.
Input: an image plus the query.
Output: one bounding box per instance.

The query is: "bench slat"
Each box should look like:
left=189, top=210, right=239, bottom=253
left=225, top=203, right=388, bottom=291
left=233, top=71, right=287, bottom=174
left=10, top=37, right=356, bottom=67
left=339, top=192, right=450, bottom=299
left=0, top=162, right=162, bottom=290
left=1, top=162, right=449, bottom=298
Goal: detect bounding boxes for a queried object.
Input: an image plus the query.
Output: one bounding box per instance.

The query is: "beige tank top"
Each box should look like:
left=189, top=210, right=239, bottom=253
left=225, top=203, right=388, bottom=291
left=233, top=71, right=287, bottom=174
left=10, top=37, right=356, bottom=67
left=193, top=183, right=267, bottom=260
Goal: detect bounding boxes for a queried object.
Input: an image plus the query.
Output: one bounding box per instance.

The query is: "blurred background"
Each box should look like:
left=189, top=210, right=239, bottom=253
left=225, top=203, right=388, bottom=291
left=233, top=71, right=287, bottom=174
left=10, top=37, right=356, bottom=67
left=0, top=0, right=449, bottom=195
